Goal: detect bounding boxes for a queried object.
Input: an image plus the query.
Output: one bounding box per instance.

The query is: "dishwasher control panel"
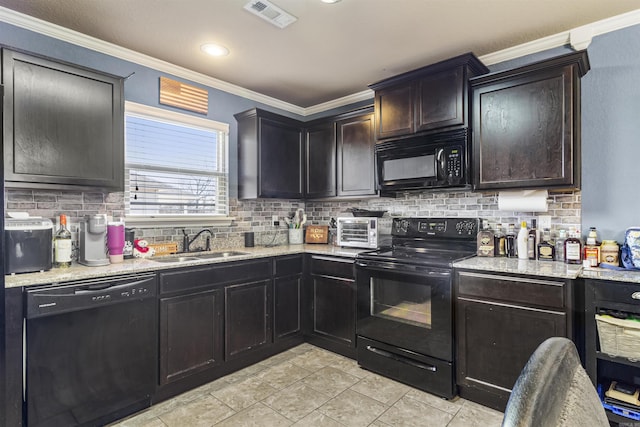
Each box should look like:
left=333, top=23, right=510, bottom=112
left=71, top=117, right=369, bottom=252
left=25, top=274, right=157, bottom=319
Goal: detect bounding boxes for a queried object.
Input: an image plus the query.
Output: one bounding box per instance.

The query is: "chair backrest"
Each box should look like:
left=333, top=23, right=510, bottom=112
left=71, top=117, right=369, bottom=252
left=501, top=337, right=608, bottom=427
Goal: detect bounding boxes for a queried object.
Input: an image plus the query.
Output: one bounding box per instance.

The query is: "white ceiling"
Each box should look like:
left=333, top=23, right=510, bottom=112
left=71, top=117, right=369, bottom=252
left=1, top=0, right=640, bottom=110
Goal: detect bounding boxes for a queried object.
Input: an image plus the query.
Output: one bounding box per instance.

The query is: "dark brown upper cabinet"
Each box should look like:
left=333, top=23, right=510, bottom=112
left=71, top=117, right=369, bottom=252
left=369, top=53, right=489, bottom=141
left=471, top=51, right=590, bottom=191
left=304, top=106, right=376, bottom=199
left=235, top=108, right=305, bottom=199
left=3, top=49, right=125, bottom=190
left=305, top=120, right=336, bottom=198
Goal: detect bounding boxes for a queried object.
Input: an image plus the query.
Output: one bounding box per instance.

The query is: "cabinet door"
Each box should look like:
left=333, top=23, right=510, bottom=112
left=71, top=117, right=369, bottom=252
left=472, top=63, right=581, bottom=190
left=225, top=279, right=272, bottom=360
left=336, top=113, right=376, bottom=196
left=456, top=297, right=566, bottom=409
left=374, top=83, right=414, bottom=140
left=274, top=275, right=302, bottom=341
left=305, top=121, right=336, bottom=198
left=259, top=117, right=304, bottom=198
left=416, top=66, right=464, bottom=132
left=159, top=289, right=223, bottom=385
left=312, top=275, right=356, bottom=347
left=3, top=49, right=124, bottom=190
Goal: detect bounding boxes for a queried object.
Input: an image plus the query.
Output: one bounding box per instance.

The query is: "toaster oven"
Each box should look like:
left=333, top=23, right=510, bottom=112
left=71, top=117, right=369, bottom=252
left=337, top=217, right=391, bottom=249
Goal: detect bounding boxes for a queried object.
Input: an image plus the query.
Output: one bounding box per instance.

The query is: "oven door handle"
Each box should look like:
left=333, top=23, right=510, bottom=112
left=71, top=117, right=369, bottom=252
left=356, top=260, right=450, bottom=276
left=365, top=345, right=437, bottom=372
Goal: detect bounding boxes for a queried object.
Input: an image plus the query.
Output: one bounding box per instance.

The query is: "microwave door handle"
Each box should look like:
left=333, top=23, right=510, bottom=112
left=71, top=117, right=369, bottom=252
left=436, top=148, right=446, bottom=180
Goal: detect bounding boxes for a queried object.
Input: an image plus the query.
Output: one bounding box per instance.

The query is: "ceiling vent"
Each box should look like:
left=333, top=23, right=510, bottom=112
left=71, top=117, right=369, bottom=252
left=243, top=0, right=297, bottom=29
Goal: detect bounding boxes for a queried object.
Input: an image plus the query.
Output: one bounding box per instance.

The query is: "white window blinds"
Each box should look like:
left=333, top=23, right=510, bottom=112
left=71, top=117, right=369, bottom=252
left=124, top=102, right=229, bottom=218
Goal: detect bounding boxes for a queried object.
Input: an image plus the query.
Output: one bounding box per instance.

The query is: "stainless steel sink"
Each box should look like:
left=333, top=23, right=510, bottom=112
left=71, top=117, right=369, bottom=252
left=193, top=251, right=249, bottom=259
left=150, top=256, right=200, bottom=263
left=150, top=251, right=249, bottom=263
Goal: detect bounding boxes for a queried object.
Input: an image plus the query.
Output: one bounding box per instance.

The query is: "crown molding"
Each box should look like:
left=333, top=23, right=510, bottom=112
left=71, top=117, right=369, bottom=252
left=0, top=6, right=307, bottom=116
left=1, top=6, right=639, bottom=116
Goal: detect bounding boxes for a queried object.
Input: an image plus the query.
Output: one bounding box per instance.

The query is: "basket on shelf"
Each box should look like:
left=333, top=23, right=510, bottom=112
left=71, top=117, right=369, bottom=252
left=596, top=314, right=640, bottom=361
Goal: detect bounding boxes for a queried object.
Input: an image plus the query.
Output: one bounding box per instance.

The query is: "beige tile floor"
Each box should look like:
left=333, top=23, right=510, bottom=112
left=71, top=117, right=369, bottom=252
left=112, top=344, right=504, bottom=427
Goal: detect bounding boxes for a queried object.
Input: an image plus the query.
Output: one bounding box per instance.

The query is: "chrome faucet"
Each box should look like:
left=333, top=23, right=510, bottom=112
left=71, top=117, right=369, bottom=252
left=182, top=228, right=213, bottom=252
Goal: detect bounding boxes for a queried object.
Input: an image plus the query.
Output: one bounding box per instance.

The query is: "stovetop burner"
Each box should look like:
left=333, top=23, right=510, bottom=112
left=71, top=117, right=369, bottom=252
left=356, top=217, right=479, bottom=268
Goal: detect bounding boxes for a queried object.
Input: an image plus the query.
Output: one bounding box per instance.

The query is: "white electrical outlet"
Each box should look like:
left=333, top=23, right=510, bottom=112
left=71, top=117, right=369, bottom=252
left=538, top=215, right=552, bottom=230
left=272, top=215, right=279, bottom=227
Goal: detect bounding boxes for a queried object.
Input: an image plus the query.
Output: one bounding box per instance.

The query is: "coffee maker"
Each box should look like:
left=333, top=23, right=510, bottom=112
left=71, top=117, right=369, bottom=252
left=79, top=214, right=110, bottom=266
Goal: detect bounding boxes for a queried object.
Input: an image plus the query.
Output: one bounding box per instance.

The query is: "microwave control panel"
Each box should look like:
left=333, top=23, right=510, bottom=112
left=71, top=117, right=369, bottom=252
left=444, top=146, right=463, bottom=183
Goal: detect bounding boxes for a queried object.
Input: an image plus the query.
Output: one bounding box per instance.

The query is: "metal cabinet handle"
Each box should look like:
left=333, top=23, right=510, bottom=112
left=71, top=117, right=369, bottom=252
left=631, top=292, right=640, bottom=300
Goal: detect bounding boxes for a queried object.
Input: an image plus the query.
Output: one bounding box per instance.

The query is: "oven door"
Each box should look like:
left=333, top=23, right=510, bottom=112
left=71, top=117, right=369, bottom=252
left=355, top=259, right=453, bottom=361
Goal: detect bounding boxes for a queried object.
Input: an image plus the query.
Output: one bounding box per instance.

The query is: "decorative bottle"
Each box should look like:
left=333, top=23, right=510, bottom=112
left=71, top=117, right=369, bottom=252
left=537, top=229, right=556, bottom=261
left=54, top=214, right=72, bottom=268
left=477, top=221, right=495, bottom=257
left=556, top=229, right=567, bottom=262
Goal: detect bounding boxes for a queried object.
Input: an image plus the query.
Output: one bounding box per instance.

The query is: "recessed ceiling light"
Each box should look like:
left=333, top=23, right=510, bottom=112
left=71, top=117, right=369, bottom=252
left=201, top=43, right=230, bottom=57
left=321, top=0, right=341, bottom=3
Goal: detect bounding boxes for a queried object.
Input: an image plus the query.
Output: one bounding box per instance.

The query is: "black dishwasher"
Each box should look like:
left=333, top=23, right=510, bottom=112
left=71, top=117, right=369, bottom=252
left=25, top=273, right=157, bottom=427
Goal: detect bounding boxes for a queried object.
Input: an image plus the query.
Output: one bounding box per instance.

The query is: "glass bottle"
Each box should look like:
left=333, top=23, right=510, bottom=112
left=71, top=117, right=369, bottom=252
left=54, top=214, right=72, bottom=268
left=556, top=229, right=566, bottom=262
left=537, top=228, right=556, bottom=261
left=564, top=229, right=582, bottom=264
left=493, top=225, right=506, bottom=257
left=527, top=219, right=538, bottom=260
left=583, top=226, right=600, bottom=267
left=476, top=221, right=495, bottom=257
left=505, top=223, right=517, bottom=258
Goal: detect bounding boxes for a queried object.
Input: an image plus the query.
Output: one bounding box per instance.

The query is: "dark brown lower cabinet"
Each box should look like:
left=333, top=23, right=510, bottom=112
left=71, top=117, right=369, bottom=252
left=225, top=279, right=272, bottom=360
left=306, top=255, right=356, bottom=358
left=159, top=289, right=223, bottom=385
left=455, top=270, right=573, bottom=411
left=273, top=255, right=303, bottom=341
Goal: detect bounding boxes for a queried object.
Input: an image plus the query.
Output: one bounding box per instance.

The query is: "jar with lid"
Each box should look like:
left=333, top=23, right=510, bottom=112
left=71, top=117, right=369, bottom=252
left=600, top=240, right=620, bottom=267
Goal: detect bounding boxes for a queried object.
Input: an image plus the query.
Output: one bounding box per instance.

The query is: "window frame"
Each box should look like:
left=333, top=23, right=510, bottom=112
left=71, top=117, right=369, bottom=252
left=124, top=101, right=233, bottom=228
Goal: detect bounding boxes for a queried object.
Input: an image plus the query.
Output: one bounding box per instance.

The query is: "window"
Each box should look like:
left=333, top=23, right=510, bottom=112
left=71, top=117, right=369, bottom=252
left=124, top=102, right=229, bottom=224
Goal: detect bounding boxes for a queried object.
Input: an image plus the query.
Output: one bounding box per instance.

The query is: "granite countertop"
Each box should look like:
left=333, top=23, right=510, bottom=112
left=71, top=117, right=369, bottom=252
left=5, top=244, right=365, bottom=289
left=453, top=257, right=583, bottom=280
left=454, top=256, right=640, bottom=283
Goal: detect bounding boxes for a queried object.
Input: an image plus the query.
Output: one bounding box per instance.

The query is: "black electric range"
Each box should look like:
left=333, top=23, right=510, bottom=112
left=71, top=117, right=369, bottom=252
left=354, top=217, right=479, bottom=398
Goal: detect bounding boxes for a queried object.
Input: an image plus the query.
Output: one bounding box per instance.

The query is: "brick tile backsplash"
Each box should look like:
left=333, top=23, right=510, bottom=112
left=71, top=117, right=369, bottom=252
left=4, top=188, right=582, bottom=250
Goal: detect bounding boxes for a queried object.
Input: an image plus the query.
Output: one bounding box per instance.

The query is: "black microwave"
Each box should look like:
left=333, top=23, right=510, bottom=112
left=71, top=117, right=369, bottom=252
left=376, top=128, right=470, bottom=193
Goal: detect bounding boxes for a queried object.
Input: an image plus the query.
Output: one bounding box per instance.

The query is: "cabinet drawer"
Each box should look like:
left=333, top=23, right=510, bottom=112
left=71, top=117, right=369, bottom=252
left=590, top=279, right=640, bottom=307
left=457, top=271, right=565, bottom=309
left=310, top=256, right=354, bottom=279
left=274, top=255, right=303, bottom=278
left=160, top=259, right=272, bottom=295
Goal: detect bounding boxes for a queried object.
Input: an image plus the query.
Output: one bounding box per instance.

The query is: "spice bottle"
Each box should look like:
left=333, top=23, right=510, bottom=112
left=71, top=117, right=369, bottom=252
left=583, top=227, right=600, bottom=267
left=600, top=240, right=620, bottom=266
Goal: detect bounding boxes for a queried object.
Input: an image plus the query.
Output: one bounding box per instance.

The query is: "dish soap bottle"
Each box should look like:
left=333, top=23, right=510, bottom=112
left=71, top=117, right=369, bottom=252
left=517, top=221, right=529, bottom=260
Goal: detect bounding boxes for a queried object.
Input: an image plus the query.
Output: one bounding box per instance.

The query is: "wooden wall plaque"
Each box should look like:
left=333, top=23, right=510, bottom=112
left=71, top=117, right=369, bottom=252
left=305, top=225, right=329, bottom=244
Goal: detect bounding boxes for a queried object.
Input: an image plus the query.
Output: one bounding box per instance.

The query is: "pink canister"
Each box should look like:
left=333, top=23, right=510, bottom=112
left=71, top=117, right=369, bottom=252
left=106, top=220, right=125, bottom=263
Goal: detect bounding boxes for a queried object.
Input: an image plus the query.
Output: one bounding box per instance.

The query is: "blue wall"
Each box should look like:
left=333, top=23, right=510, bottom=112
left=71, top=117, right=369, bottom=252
left=1, top=19, right=639, bottom=241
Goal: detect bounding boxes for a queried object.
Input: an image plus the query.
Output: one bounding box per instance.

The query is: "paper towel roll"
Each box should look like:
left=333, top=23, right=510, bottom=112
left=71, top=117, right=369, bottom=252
left=498, top=190, right=549, bottom=212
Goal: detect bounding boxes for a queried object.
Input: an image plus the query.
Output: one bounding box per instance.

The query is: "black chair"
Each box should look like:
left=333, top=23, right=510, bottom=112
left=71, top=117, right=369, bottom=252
left=502, top=337, right=608, bottom=427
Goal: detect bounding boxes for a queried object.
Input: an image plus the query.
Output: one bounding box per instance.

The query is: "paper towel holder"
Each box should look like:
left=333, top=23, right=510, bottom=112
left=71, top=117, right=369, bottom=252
left=497, top=190, right=549, bottom=212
